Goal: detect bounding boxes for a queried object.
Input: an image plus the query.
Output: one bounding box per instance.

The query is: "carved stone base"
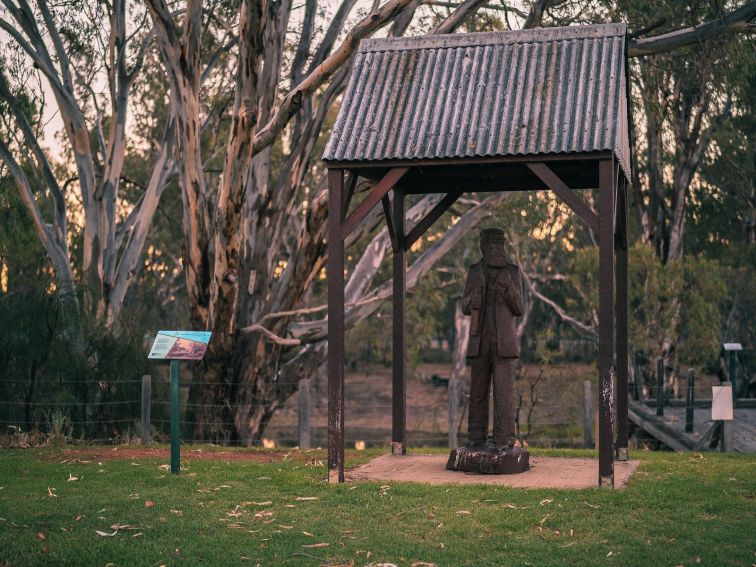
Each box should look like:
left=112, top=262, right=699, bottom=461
left=446, top=445, right=529, bottom=474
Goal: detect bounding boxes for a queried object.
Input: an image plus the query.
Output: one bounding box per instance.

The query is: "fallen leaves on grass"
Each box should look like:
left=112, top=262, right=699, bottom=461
left=95, top=530, right=118, bottom=537
left=47, top=487, right=57, bottom=498
left=38, top=532, right=45, bottom=540
left=503, top=503, right=526, bottom=510
left=145, top=501, right=154, bottom=508
left=294, top=496, right=318, bottom=501
left=455, top=510, right=470, bottom=515
left=302, top=542, right=329, bottom=548
left=411, top=562, right=437, bottom=567
left=584, top=502, right=600, bottom=509
left=110, top=524, right=141, bottom=531
left=539, top=499, right=553, bottom=506
left=67, top=473, right=79, bottom=482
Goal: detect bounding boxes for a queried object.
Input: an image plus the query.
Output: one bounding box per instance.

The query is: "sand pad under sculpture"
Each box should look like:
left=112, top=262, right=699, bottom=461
left=347, top=454, right=640, bottom=489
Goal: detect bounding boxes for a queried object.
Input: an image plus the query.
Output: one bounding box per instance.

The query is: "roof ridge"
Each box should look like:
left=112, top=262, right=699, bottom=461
left=359, top=22, right=626, bottom=53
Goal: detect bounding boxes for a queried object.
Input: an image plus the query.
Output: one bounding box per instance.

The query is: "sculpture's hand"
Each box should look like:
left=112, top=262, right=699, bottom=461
left=494, top=269, right=511, bottom=292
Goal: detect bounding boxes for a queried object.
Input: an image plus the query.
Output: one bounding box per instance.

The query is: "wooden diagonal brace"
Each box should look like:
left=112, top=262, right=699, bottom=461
left=382, top=194, right=398, bottom=253
left=342, top=172, right=358, bottom=220
left=341, top=167, right=410, bottom=239
left=527, top=162, right=599, bottom=234
left=404, top=190, right=462, bottom=251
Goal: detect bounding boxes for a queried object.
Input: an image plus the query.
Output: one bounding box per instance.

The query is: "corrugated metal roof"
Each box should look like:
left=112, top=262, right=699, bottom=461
left=323, top=23, right=631, bottom=177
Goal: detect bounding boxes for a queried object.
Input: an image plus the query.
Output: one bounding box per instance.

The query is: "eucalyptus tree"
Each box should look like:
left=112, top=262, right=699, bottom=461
left=0, top=0, right=176, bottom=324
left=2, top=0, right=753, bottom=441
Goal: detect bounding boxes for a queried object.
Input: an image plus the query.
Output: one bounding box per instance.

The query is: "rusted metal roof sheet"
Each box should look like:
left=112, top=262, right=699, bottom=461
left=323, top=23, right=631, bottom=177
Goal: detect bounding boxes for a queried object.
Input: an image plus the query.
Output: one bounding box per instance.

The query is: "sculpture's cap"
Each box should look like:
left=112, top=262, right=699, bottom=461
left=480, top=228, right=506, bottom=245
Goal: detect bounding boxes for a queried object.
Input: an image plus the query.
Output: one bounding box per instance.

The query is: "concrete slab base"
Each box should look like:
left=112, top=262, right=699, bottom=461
left=347, top=454, right=640, bottom=489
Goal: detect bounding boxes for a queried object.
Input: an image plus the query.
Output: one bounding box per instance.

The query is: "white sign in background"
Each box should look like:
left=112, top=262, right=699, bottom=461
left=711, top=385, right=733, bottom=421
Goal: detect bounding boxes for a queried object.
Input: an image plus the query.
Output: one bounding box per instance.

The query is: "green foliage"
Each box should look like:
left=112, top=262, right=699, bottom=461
left=568, top=244, right=727, bottom=365
left=0, top=283, right=152, bottom=439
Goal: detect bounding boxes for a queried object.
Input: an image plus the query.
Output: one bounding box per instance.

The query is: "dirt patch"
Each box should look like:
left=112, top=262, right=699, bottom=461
left=51, top=447, right=316, bottom=464
left=347, top=454, right=640, bottom=489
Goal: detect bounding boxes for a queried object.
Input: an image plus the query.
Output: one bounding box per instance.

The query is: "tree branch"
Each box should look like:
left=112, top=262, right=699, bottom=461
left=429, top=0, right=488, bottom=34
left=629, top=2, right=756, bottom=57
left=521, top=269, right=596, bottom=337
left=35, top=0, right=75, bottom=93
left=252, top=0, right=415, bottom=153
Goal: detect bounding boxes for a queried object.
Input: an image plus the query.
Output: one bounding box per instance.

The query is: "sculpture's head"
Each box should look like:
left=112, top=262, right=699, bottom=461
left=479, top=228, right=508, bottom=267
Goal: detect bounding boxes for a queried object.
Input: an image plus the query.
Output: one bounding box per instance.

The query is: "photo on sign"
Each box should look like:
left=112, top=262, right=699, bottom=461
left=148, top=331, right=212, bottom=361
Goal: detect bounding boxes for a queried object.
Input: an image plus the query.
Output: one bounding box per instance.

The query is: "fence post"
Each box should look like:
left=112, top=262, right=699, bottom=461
left=448, top=378, right=459, bottom=449
left=141, top=375, right=151, bottom=445
left=685, top=368, right=695, bottom=433
left=298, top=378, right=311, bottom=449
left=583, top=380, right=594, bottom=449
left=719, top=381, right=734, bottom=453
left=656, top=358, right=664, bottom=417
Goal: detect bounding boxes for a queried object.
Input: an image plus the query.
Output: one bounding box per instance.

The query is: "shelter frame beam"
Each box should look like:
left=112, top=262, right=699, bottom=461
left=342, top=167, right=409, bottom=238
left=392, top=189, right=407, bottom=454
left=327, top=168, right=345, bottom=484
left=615, top=176, right=629, bottom=461
left=527, top=162, right=599, bottom=233
left=598, top=158, right=616, bottom=487
left=405, top=190, right=463, bottom=251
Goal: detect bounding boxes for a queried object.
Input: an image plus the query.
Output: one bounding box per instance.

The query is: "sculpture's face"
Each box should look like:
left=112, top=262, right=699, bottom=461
left=481, top=239, right=507, bottom=267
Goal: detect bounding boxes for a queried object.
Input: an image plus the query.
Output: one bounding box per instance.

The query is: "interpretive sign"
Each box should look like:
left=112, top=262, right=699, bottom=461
left=711, top=384, right=734, bottom=421
left=148, top=331, right=211, bottom=360
left=147, top=330, right=211, bottom=475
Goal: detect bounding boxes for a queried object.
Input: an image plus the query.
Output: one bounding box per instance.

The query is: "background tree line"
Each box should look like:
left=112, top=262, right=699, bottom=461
left=1, top=0, right=754, bottom=442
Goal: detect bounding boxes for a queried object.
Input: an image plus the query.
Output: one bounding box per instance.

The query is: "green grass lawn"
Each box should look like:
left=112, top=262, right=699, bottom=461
left=0, top=446, right=753, bottom=566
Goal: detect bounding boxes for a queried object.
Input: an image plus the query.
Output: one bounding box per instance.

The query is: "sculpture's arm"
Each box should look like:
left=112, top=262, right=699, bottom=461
left=503, top=265, right=524, bottom=317
left=462, top=268, right=483, bottom=321
left=461, top=268, right=477, bottom=316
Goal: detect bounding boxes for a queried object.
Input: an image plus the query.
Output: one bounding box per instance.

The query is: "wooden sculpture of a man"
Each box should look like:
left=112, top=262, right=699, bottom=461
left=447, top=228, right=529, bottom=474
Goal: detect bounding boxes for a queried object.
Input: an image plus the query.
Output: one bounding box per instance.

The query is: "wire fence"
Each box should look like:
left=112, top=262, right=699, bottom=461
left=2, top=348, right=750, bottom=453
left=6, top=356, right=740, bottom=450
left=0, top=372, right=593, bottom=450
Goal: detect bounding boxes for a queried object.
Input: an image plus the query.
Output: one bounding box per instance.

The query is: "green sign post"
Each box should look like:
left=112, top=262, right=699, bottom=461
left=170, top=359, right=181, bottom=474
left=148, top=331, right=212, bottom=475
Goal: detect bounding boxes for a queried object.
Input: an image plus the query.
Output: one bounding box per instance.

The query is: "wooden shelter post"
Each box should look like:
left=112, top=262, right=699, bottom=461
left=392, top=190, right=407, bottom=454
left=327, top=168, right=345, bottom=483
left=598, top=158, right=616, bottom=487
left=615, top=177, right=629, bottom=461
